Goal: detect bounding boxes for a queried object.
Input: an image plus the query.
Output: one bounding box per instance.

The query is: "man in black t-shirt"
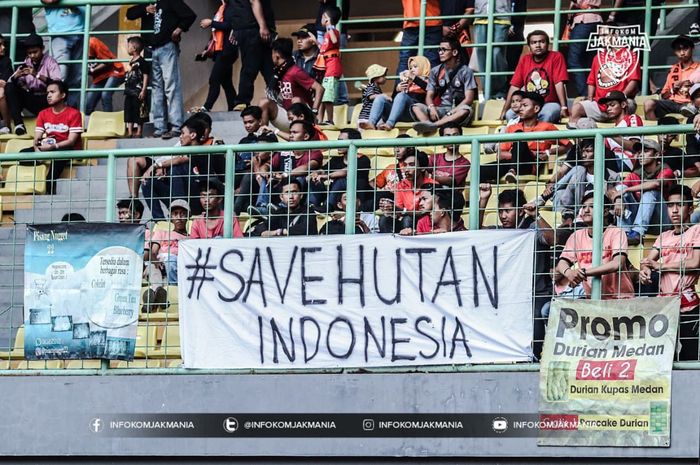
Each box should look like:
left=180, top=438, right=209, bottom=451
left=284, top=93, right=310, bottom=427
left=252, top=179, right=318, bottom=237
left=231, top=0, right=276, bottom=109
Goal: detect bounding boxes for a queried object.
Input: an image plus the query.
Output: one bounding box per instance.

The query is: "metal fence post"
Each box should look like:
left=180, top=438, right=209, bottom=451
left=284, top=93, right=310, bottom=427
left=591, top=133, right=605, bottom=299
left=336, top=0, right=343, bottom=34
left=484, top=0, right=495, bottom=99
left=553, top=0, right=562, bottom=51
left=102, top=150, right=117, bottom=374
left=223, top=148, right=235, bottom=238
left=344, top=143, right=358, bottom=235
left=9, top=7, right=18, bottom=65
left=641, top=0, right=652, bottom=96
left=418, top=0, right=427, bottom=57
left=468, top=139, right=481, bottom=230
left=79, top=3, right=92, bottom=115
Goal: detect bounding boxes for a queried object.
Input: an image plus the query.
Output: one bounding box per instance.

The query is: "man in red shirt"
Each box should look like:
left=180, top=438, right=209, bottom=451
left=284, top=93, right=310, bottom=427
left=569, top=41, right=642, bottom=124
left=27, top=79, right=82, bottom=194
left=86, top=37, right=125, bottom=114
left=500, top=30, right=569, bottom=123
left=258, top=38, right=324, bottom=131
left=611, top=139, right=675, bottom=245
left=482, top=92, right=571, bottom=183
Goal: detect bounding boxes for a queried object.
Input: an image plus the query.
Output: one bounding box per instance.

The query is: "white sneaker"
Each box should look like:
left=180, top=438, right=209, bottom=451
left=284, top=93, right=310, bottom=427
left=0, top=127, right=10, bottom=135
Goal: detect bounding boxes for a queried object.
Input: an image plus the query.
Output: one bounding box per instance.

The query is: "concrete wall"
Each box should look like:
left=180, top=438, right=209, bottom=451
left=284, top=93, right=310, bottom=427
left=0, top=370, right=698, bottom=459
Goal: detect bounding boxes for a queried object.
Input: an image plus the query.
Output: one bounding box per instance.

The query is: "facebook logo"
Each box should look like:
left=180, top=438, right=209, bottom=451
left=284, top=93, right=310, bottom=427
left=90, top=418, right=103, bottom=433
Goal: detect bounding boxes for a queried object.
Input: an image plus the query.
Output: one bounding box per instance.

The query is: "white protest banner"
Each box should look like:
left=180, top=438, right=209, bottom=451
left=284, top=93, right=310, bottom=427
left=178, top=230, right=535, bottom=369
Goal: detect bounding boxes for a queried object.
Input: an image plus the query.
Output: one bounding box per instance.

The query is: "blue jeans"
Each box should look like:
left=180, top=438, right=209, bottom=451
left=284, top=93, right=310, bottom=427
left=385, top=92, right=417, bottom=127
left=618, top=190, right=668, bottom=236
left=568, top=22, right=600, bottom=97
left=369, top=94, right=392, bottom=126
left=165, top=254, right=178, bottom=284
left=86, top=76, right=125, bottom=114
left=475, top=24, right=509, bottom=98
left=151, top=41, right=185, bottom=135
left=51, top=34, right=83, bottom=108
left=396, top=26, right=441, bottom=74
left=506, top=102, right=561, bottom=123
left=141, top=163, right=190, bottom=220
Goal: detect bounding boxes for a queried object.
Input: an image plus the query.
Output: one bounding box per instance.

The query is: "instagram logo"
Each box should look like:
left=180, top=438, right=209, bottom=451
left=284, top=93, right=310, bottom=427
left=362, top=419, right=375, bottom=431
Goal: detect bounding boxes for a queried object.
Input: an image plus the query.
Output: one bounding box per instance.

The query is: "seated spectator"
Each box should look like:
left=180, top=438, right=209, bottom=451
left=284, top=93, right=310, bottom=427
left=252, top=178, right=319, bottom=237
left=141, top=118, right=206, bottom=220
left=5, top=33, right=61, bottom=135
left=292, top=23, right=320, bottom=79
left=308, top=128, right=371, bottom=210
left=480, top=185, right=554, bottom=357
left=569, top=25, right=641, bottom=125
left=150, top=199, right=189, bottom=284
left=266, top=102, right=328, bottom=141
left=600, top=90, right=643, bottom=172
left=320, top=191, right=379, bottom=234
left=500, top=30, right=569, bottom=123
left=379, top=150, right=437, bottom=233
left=481, top=92, right=571, bottom=183
left=556, top=189, right=634, bottom=299
left=640, top=184, right=700, bottom=360
left=86, top=37, right=126, bottom=114
left=237, top=105, right=277, bottom=189
left=117, top=198, right=144, bottom=223
left=645, top=35, right=699, bottom=121
left=659, top=116, right=698, bottom=178
left=376, top=56, right=430, bottom=131
left=551, top=139, right=621, bottom=216
left=370, top=135, right=414, bottom=192
left=420, top=185, right=467, bottom=234
left=358, top=64, right=388, bottom=130
left=268, top=120, right=323, bottom=198
left=411, top=36, right=478, bottom=134
left=25, top=80, right=82, bottom=194
left=430, top=123, right=470, bottom=188
left=258, top=38, right=324, bottom=131
left=190, top=178, right=243, bottom=239
left=644, top=35, right=700, bottom=121
left=611, top=139, right=674, bottom=245
left=399, top=186, right=435, bottom=236
left=0, top=34, right=12, bottom=134
left=61, top=212, right=85, bottom=222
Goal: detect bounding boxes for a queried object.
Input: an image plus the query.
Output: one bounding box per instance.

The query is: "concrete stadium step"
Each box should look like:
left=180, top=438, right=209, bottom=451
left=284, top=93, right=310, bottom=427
left=14, top=198, right=109, bottom=225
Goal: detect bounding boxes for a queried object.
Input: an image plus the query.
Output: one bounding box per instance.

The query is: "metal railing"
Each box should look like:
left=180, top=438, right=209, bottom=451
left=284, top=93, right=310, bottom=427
left=1, top=123, right=700, bottom=373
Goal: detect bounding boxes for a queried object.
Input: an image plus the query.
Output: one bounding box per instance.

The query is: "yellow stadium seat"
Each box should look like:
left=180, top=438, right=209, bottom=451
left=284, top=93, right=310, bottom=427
left=349, top=103, right=364, bottom=128
left=323, top=130, right=340, bottom=141
left=166, top=359, right=183, bottom=368
left=539, top=210, right=563, bottom=229
left=457, top=126, right=490, bottom=154
left=139, top=285, right=179, bottom=321
left=152, top=221, right=174, bottom=232
left=316, top=214, right=329, bottom=232
left=12, top=360, right=63, bottom=370
left=134, top=325, right=159, bottom=358
left=682, top=177, right=700, bottom=190
left=0, top=326, right=24, bottom=359
left=360, top=128, right=399, bottom=139
left=111, top=359, right=162, bottom=369
left=483, top=211, right=499, bottom=227
left=83, top=111, right=125, bottom=139
left=369, top=153, right=397, bottom=181
left=626, top=245, right=645, bottom=271
left=0, top=164, right=48, bottom=195
left=634, top=95, right=658, bottom=117
left=151, top=325, right=181, bottom=359
left=523, top=182, right=547, bottom=203
left=476, top=99, right=505, bottom=127
left=65, top=360, right=102, bottom=369
left=4, top=138, right=34, bottom=154
left=333, top=104, right=349, bottom=128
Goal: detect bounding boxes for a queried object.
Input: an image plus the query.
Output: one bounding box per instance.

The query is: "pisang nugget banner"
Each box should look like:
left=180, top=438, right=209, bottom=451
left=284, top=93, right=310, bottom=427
left=24, top=223, right=144, bottom=360
left=178, top=230, right=535, bottom=369
left=539, top=297, right=679, bottom=447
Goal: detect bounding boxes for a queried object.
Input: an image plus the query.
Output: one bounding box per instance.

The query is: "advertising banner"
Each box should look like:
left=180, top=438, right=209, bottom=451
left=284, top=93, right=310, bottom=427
left=539, top=297, right=679, bottom=447
left=178, top=230, right=535, bottom=369
left=24, top=223, right=144, bottom=360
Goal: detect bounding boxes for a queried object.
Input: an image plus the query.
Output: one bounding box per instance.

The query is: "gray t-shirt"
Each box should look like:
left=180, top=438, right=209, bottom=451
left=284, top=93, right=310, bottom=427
left=474, top=0, right=512, bottom=17
left=426, top=63, right=478, bottom=108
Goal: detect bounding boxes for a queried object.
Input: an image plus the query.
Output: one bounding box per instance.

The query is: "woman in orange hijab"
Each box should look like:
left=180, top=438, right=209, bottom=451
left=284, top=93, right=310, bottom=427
left=377, top=55, right=431, bottom=130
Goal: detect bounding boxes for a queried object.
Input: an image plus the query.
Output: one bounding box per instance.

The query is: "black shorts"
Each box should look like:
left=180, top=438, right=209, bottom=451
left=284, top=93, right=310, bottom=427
left=124, top=95, right=146, bottom=124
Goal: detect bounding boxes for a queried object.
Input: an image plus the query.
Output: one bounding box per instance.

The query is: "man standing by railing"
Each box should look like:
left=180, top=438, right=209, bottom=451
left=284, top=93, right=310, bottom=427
left=473, top=0, right=511, bottom=98
left=398, top=0, right=442, bottom=73
left=39, top=0, right=84, bottom=108
left=147, top=0, right=196, bottom=139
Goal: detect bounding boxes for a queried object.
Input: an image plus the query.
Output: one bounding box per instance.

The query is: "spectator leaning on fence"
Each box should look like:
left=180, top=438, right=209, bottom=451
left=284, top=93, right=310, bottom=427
left=640, top=184, right=700, bottom=360
left=500, top=30, right=569, bottom=123
left=411, top=36, right=478, bottom=135
left=645, top=35, right=699, bottom=121
left=86, top=37, right=125, bottom=115
left=5, top=33, right=61, bottom=136
left=149, top=0, right=196, bottom=139
left=556, top=189, right=635, bottom=300
left=190, top=177, right=244, bottom=239
left=40, top=0, right=85, bottom=108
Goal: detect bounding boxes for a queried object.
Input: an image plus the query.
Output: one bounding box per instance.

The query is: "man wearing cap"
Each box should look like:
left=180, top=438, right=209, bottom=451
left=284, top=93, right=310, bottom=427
left=500, top=30, right=569, bottom=123
left=600, top=90, right=643, bottom=172
left=150, top=199, right=190, bottom=284
left=4, top=33, right=61, bottom=135
left=644, top=35, right=699, bottom=121
left=411, top=36, right=478, bottom=134
left=611, top=138, right=675, bottom=245
left=292, top=23, right=320, bottom=80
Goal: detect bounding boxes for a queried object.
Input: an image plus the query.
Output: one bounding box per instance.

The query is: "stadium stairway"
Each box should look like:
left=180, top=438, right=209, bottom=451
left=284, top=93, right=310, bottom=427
left=0, top=111, right=248, bottom=350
